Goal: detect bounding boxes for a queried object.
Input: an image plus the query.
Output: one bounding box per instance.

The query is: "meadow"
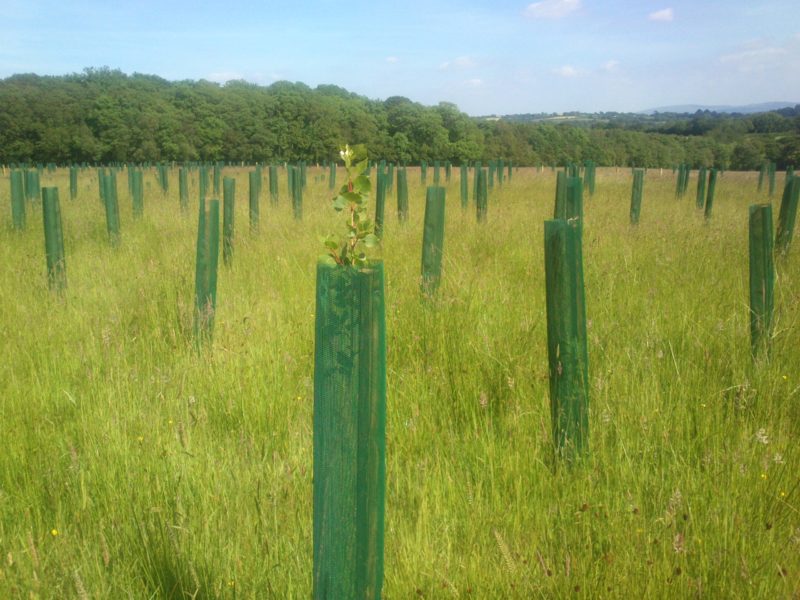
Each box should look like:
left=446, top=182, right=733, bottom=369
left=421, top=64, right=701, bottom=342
left=0, top=165, right=798, bottom=598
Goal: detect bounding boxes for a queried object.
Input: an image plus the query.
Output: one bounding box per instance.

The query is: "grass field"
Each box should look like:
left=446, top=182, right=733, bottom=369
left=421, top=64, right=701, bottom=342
left=1, top=165, right=798, bottom=598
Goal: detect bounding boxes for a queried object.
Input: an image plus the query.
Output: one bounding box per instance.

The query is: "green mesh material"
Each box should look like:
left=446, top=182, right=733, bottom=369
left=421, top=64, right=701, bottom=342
left=421, top=186, right=446, bottom=295
left=42, top=187, right=66, bottom=292
left=69, top=166, right=78, bottom=200
left=102, top=170, right=121, bottom=246
left=776, top=176, right=799, bottom=255
left=375, top=172, right=386, bottom=238
left=313, top=260, right=386, bottom=600
left=132, top=170, right=144, bottom=219
left=749, top=204, right=774, bottom=358
left=476, top=168, right=487, bottom=223
left=554, top=171, right=567, bottom=219
left=396, top=167, right=408, bottom=223
left=768, top=162, right=776, bottom=197
left=194, top=199, right=220, bottom=341
left=695, top=167, right=707, bottom=209
left=291, top=165, right=303, bottom=220
left=248, top=171, right=260, bottom=233
left=566, top=176, right=583, bottom=224
left=179, top=167, right=189, bottom=211
left=223, top=177, right=235, bottom=266
left=704, top=169, right=718, bottom=220
left=544, top=218, right=589, bottom=462
left=10, top=170, right=25, bottom=230
left=630, top=169, right=644, bottom=225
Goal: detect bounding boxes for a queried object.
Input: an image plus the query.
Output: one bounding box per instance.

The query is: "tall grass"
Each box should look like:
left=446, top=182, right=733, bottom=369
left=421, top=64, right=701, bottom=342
left=0, top=166, right=798, bottom=598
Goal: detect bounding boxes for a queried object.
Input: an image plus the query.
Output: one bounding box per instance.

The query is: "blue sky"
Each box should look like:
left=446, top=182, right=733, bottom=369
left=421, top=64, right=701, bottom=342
left=2, top=0, right=798, bottom=115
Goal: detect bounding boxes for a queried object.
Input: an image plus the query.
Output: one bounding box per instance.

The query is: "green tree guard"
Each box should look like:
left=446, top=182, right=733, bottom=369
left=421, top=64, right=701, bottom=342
left=776, top=176, right=799, bottom=255
left=445, top=161, right=451, bottom=183
left=544, top=218, right=589, bottom=461
left=476, top=168, right=488, bottom=223
left=269, top=164, right=279, bottom=205
left=223, top=177, right=235, bottom=266
left=132, top=170, right=144, bottom=219
left=249, top=170, right=260, bottom=233
left=584, top=161, right=595, bottom=196
left=749, top=204, right=774, bottom=357
left=300, top=161, right=307, bottom=189
left=386, top=163, right=394, bottom=194
left=488, top=162, right=495, bottom=189
left=313, top=260, right=386, bottom=600
left=757, top=163, right=766, bottom=191
left=397, top=167, right=409, bottom=223
left=497, top=160, right=504, bottom=186
left=41, top=187, right=66, bottom=293
left=69, top=166, right=78, bottom=200
left=566, top=176, right=583, bottom=224
left=375, top=172, right=386, bottom=238
left=98, top=168, right=106, bottom=205
left=472, top=161, right=480, bottom=203
left=420, top=160, right=427, bottom=184
left=554, top=171, right=567, bottom=219
left=200, top=165, right=210, bottom=201
left=194, top=198, right=220, bottom=342
left=433, top=161, right=440, bottom=185
left=179, top=167, right=189, bottom=211
left=460, top=164, right=468, bottom=209
left=10, top=170, right=26, bottom=230
left=630, top=169, right=644, bottom=225
left=329, top=161, right=336, bottom=190
left=292, top=166, right=303, bottom=221
left=704, top=169, right=718, bottom=220
left=508, top=161, right=513, bottom=181
left=768, top=163, right=776, bottom=197
left=213, top=163, right=221, bottom=196
left=26, top=170, right=41, bottom=203
left=158, top=164, right=169, bottom=195
left=421, top=186, right=446, bottom=296
left=695, top=166, right=707, bottom=209
left=103, top=171, right=121, bottom=246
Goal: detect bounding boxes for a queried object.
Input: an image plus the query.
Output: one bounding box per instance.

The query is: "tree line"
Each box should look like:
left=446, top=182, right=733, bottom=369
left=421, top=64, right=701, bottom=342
left=1, top=68, right=797, bottom=169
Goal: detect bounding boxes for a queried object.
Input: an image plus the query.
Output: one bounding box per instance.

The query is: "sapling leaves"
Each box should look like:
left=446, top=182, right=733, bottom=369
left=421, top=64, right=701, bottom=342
left=324, top=144, right=380, bottom=267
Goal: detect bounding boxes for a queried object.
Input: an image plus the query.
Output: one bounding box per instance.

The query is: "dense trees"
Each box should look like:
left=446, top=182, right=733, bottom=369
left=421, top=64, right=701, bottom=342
left=1, top=68, right=798, bottom=168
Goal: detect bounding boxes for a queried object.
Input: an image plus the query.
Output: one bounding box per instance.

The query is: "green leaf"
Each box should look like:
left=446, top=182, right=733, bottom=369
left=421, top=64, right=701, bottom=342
left=352, top=158, right=369, bottom=178
left=343, top=191, right=363, bottom=204
left=324, top=239, right=339, bottom=250
left=358, top=218, right=373, bottom=231
left=354, top=174, right=371, bottom=194
left=333, top=195, right=348, bottom=211
left=363, top=233, right=379, bottom=248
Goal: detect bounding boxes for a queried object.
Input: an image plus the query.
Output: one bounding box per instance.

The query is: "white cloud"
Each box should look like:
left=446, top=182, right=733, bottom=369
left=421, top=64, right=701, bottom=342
left=602, top=59, right=620, bottom=72
left=524, top=0, right=580, bottom=19
left=440, top=56, right=477, bottom=70
left=465, top=78, right=483, bottom=87
left=720, top=45, right=788, bottom=73
left=648, top=8, right=674, bottom=22
left=385, top=56, right=399, bottom=63
left=553, top=65, right=581, bottom=77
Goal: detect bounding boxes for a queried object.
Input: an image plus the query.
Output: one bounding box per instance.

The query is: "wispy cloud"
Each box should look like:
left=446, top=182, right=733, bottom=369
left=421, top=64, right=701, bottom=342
left=552, top=65, right=581, bottom=77
left=385, top=56, right=399, bottom=64
left=602, top=60, right=620, bottom=72
left=524, top=0, right=580, bottom=19
left=648, top=8, right=674, bottom=22
left=464, top=78, right=483, bottom=87
left=440, top=56, right=477, bottom=70
left=720, top=44, right=789, bottom=73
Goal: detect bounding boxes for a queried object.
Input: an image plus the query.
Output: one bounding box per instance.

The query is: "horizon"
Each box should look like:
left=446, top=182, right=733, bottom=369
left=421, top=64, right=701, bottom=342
left=2, top=0, right=799, bottom=116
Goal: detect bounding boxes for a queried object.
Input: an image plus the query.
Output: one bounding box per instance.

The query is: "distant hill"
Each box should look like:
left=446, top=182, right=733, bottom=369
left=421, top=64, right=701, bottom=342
left=642, top=102, right=799, bottom=115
